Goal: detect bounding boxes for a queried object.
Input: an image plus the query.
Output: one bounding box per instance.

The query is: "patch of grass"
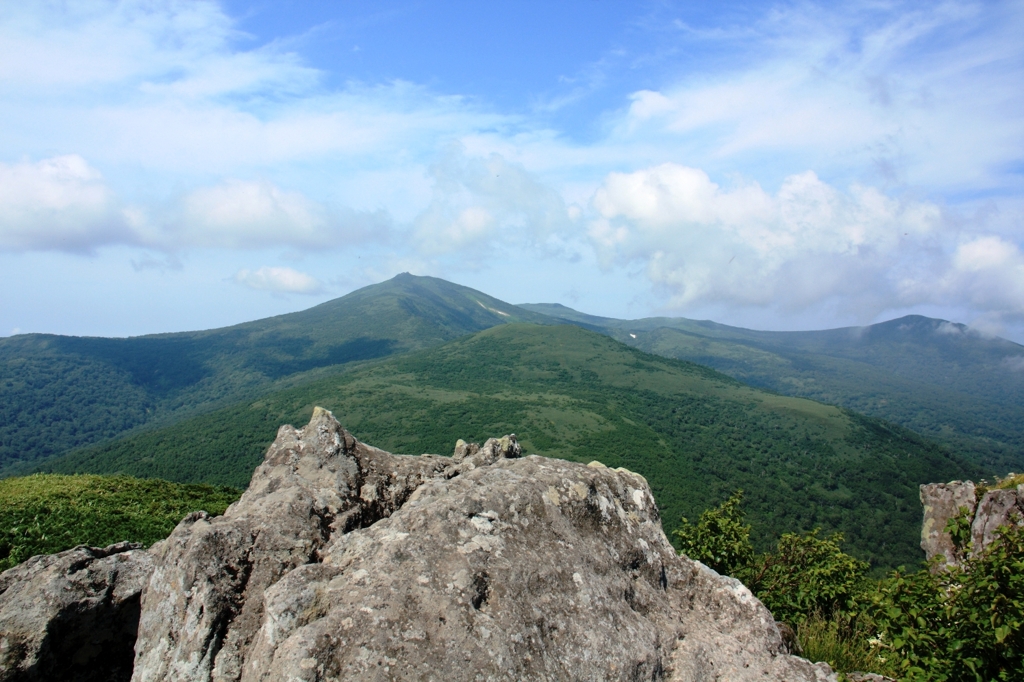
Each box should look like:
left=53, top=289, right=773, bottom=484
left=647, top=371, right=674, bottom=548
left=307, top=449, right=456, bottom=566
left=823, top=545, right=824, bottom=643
left=798, top=614, right=897, bottom=679
left=0, top=473, right=241, bottom=571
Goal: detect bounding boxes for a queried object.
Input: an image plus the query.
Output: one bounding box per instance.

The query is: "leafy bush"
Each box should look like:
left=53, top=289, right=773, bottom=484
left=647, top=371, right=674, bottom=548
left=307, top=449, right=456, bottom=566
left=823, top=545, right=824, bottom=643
left=867, top=521, right=1024, bottom=681
left=678, top=492, right=1024, bottom=679
left=744, top=529, right=869, bottom=626
left=672, top=489, right=754, bottom=575
left=673, top=490, right=868, bottom=626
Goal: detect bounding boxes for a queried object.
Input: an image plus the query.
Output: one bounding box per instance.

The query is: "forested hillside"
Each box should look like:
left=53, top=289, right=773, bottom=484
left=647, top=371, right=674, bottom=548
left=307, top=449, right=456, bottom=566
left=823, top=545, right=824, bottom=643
left=0, top=274, right=549, bottom=473
left=523, top=305, right=1024, bottom=470
left=43, top=324, right=980, bottom=570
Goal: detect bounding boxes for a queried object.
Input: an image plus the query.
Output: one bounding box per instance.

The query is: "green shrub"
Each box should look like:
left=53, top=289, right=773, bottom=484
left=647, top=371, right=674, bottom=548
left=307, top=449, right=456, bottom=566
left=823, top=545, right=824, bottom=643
left=673, top=490, right=868, bottom=627
left=867, top=522, right=1024, bottom=681
left=672, top=489, right=754, bottom=576
left=743, top=529, right=869, bottom=626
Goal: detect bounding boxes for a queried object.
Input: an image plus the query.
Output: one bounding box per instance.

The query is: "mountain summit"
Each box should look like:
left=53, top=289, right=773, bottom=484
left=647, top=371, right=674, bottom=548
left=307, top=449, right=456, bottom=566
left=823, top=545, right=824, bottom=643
left=0, top=274, right=550, bottom=472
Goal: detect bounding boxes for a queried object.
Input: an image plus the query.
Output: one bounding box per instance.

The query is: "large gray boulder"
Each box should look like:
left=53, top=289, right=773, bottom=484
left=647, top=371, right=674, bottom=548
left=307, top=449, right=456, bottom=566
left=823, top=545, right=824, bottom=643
left=0, top=542, right=154, bottom=682
left=131, top=408, right=834, bottom=682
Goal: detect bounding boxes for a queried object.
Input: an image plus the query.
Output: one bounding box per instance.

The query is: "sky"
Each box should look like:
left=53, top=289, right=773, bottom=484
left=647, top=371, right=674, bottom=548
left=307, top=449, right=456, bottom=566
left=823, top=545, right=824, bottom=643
left=1, top=0, right=1023, bottom=342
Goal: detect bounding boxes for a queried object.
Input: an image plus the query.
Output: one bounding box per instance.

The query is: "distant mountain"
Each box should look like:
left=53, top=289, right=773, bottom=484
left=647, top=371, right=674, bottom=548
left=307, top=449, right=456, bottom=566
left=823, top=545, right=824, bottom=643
left=42, top=323, right=979, bottom=570
left=0, top=274, right=551, bottom=472
left=521, top=305, right=1024, bottom=471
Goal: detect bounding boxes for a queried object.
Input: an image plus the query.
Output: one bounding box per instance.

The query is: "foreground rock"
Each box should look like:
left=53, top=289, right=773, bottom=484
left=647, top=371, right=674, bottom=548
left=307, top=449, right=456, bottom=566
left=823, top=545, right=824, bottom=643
left=920, top=480, right=1024, bottom=569
left=0, top=542, right=153, bottom=682
left=132, top=408, right=833, bottom=682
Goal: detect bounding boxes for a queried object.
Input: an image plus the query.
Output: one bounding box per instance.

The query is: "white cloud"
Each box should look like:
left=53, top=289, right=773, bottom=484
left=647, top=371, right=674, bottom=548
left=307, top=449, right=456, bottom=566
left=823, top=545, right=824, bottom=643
left=413, top=146, right=574, bottom=255
left=233, top=266, right=323, bottom=295
left=589, top=163, right=943, bottom=313
left=0, top=155, right=136, bottom=252
left=176, top=178, right=387, bottom=249
left=0, top=158, right=394, bottom=254
left=609, top=1, right=1024, bottom=194
left=944, top=237, right=1024, bottom=317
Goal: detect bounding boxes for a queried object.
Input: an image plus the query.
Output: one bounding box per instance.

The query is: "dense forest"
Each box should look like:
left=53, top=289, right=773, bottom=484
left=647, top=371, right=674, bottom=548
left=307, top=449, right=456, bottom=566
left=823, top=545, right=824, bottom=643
left=524, top=305, right=1024, bottom=472
left=42, top=323, right=980, bottom=570
left=0, top=274, right=549, bottom=473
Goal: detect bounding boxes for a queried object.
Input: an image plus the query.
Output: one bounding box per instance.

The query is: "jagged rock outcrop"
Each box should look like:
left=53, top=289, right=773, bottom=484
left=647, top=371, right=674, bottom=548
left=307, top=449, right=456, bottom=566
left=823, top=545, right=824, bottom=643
left=920, top=481, right=977, bottom=567
left=130, top=408, right=832, bottom=681
left=0, top=542, right=153, bottom=682
left=920, top=480, right=1024, bottom=568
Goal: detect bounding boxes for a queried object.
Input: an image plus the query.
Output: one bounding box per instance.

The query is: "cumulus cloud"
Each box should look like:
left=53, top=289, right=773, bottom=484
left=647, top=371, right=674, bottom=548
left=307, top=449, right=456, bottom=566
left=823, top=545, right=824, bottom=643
left=589, top=163, right=942, bottom=313
left=940, top=237, right=1024, bottom=318
left=233, top=266, right=324, bottom=295
left=413, top=146, right=574, bottom=255
left=0, top=155, right=136, bottom=253
left=172, top=179, right=388, bottom=250
left=0, top=158, right=393, bottom=254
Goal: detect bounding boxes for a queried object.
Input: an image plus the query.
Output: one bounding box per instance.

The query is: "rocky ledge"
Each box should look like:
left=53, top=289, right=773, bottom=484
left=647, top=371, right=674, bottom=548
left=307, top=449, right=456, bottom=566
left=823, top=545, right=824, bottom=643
left=1, top=408, right=834, bottom=681
left=920, top=479, right=1024, bottom=568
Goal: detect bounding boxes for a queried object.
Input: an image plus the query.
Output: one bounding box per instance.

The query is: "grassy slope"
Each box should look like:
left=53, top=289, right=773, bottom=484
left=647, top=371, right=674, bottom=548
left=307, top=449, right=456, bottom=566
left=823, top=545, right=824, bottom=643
left=0, top=274, right=550, bottom=472
left=0, top=473, right=240, bottom=571
left=43, top=324, right=980, bottom=570
left=522, top=305, right=1024, bottom=471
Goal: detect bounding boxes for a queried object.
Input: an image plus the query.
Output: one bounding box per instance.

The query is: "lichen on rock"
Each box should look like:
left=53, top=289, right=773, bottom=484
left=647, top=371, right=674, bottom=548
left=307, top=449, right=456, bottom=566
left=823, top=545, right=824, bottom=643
left=129, top=408, right=833, bottom=681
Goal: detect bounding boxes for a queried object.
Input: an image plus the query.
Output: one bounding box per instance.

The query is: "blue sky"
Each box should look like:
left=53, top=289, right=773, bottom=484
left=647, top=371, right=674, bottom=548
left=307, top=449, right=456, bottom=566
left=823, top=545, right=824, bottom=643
left=2, top=0, right=1023, bottom=342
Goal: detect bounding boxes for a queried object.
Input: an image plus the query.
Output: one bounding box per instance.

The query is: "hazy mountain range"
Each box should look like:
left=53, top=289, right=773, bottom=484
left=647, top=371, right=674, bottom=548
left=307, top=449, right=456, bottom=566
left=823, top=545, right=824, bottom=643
left=4, top=273, right=1022, bottom=568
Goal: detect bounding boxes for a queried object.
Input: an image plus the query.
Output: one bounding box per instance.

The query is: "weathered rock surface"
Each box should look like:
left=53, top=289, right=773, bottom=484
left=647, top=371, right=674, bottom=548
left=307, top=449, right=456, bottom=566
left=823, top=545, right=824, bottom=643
left=972, top=487, right=1024, bottom=550
left=920, top=481, right=976, bottom=566
left=131, top=408, right=834, bottom=682
left=920, top=480, right=1024, bottom=569
left=0, top=542, right=154, bottom=682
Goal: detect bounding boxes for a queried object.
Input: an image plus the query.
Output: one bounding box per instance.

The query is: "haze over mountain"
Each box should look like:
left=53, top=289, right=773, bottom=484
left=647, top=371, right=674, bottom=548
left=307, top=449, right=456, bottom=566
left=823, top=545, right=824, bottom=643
left=523, top=304, right=1024, bottom=472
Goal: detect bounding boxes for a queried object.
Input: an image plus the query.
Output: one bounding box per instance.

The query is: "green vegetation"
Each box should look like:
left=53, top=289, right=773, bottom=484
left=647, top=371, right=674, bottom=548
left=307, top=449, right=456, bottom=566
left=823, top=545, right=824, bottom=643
left=42, top=323, right=979, bottom=569
left=674, top=491, right=1024, bottom=680
left=524, top=304, right=1024, bottom=472
left=0, top=274, right=551, bottom=473
left=673, top=491, right=869, bottom=626
left=0, top=473, right=240, bottom=571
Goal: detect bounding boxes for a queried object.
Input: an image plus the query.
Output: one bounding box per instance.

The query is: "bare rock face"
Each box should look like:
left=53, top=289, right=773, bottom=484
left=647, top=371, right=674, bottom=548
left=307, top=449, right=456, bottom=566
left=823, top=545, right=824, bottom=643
left=920, top=481, right=1024, bottom=569
left=0, top=542, right=154, bottom=682
left=920, top=481, right=977, bottom=566
left=132, top=408, right=833, bottom=682
left=972, top=488, right=1024, bottom=550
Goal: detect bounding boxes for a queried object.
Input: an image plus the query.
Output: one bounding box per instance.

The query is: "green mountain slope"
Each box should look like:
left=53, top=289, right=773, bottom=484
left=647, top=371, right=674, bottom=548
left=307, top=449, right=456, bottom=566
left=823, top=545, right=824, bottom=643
left=0, top=274, right=551, bottom=473
left=0, top=473, right=240, bottom=571
left=521, top=305, right=1024, bottom=470
left=42, top=324, right=980, bottom=570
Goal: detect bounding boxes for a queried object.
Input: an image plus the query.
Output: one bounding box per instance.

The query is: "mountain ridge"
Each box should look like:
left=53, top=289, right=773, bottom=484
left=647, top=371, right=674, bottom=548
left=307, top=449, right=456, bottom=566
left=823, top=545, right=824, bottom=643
left=520, top=303, right=1024, bottom=470
left=41, top=322, right=981, bottom=569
